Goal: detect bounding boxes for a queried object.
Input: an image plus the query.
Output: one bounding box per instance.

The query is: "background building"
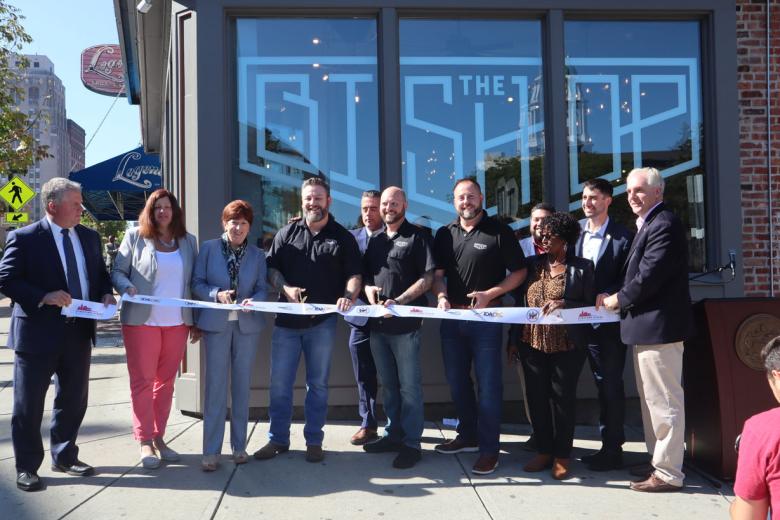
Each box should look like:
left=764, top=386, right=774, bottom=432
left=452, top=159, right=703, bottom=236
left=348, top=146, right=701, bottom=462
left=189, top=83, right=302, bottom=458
left=67, top=119, right=86, bottom=172
left=113, top=0, right=775, bottom=417
left=12, top=55, right=70, bottom=221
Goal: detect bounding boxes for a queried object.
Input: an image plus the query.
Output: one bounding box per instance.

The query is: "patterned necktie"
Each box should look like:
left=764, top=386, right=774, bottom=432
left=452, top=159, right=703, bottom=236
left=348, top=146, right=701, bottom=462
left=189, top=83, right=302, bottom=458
left=61, top=228, right=83, bottom=300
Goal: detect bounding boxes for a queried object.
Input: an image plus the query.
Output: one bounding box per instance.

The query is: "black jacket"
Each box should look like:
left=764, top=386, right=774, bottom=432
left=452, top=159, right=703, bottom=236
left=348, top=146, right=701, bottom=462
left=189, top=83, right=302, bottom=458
left=509, top=253, right=596, bottom=349
left=617, top=203, right=694, bottom=345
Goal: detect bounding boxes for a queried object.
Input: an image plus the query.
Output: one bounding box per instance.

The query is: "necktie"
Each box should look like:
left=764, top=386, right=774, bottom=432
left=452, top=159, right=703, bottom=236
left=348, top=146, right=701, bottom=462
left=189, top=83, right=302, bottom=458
left=61, top=228, right=83, bottom=300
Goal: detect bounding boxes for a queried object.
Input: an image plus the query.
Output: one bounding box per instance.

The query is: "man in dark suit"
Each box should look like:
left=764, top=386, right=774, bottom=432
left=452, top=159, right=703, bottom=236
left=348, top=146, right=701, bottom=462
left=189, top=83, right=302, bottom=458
left=600, top=167, right=693, bottom=493
left=0, top=178, right=115, bottom=491
left=576, top=178, right=633, bottom=471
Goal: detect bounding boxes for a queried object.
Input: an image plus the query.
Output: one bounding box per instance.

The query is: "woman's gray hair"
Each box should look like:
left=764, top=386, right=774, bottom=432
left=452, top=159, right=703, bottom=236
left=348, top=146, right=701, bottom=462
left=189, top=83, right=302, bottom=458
left=628, top=167, right=664, bottom=193
left=41, top=177, right=82, bottom=206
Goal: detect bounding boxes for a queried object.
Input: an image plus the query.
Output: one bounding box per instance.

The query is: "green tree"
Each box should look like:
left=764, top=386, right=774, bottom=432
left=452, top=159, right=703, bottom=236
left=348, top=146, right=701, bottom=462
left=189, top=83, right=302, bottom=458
left=0, top=1, right=48, bottom=176
left=81, top=212, right=127, bottom=246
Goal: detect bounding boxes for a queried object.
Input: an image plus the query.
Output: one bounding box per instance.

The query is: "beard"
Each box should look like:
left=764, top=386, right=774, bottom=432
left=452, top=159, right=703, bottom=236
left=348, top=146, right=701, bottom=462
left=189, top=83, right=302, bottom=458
left=305, top=206, right=327, bottom=224
left=457, top=206, right=480, bottom=221
left=383, top=210, right=405, bottom=225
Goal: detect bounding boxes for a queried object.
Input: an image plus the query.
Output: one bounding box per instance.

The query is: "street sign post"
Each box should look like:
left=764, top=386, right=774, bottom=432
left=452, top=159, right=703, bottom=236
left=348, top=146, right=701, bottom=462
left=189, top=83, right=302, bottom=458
left=0, top=176, right=35, bottom=211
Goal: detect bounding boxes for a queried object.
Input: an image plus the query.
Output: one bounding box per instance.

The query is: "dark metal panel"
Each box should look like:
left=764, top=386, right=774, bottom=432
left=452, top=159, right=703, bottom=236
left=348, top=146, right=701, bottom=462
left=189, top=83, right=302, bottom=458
left=542, top=10, right=568, bottom=212
left=378, top=8, right=401, bottom=188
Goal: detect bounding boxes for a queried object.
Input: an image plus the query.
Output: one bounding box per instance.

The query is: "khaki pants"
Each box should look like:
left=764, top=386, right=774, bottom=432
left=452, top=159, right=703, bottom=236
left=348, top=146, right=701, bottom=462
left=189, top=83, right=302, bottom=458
left=633, top=342, right=686, bottom=487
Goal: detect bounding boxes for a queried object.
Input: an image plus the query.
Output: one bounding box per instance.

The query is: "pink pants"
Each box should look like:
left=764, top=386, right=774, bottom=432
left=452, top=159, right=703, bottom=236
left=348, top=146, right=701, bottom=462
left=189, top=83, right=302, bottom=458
left=122, top=324, right=189, bottom=442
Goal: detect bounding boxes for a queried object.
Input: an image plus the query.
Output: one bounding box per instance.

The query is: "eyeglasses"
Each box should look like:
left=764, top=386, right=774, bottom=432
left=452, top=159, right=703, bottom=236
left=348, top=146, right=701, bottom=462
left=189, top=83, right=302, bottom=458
left=539, top=234, right=560, bottom=242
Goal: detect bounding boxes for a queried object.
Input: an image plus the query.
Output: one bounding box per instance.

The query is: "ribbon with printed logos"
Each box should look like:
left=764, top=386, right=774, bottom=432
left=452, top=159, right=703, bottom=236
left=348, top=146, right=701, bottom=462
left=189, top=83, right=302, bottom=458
left=60, top=294, right=619, bottom=325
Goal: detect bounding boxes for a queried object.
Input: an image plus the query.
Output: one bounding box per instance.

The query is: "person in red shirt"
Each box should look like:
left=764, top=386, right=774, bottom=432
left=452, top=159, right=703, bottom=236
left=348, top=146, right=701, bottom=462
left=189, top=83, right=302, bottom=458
left=731, top=336, right=780, bottom=519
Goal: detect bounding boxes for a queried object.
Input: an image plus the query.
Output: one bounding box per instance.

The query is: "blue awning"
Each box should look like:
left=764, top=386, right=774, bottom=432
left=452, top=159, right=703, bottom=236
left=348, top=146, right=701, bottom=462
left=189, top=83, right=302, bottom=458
left=69, top=147, right=161, bottom=221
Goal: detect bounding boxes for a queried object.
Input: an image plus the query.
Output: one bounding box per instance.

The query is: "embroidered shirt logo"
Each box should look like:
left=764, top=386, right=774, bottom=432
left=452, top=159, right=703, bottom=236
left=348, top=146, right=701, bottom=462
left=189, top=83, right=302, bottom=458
left=473, top=243, right=487, bottom=250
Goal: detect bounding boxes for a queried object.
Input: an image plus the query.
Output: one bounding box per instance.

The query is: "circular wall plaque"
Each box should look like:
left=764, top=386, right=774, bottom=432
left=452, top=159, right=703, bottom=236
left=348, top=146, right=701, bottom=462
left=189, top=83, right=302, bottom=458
left=735, top=314, right=780, bottom=371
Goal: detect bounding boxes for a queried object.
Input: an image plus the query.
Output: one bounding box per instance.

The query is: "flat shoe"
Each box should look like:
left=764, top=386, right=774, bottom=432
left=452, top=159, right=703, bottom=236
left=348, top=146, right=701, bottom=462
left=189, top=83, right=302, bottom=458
left=523, top=454, right=553, bottom=473
left=201, top=454, right=219, bottom=472
left=156, top=446, right=180, bottom=462
left=552, top=458, right=570, bottom=480
left=141, top=454, right=161, bottom=469
left=233, top=451, right=249, bottom=464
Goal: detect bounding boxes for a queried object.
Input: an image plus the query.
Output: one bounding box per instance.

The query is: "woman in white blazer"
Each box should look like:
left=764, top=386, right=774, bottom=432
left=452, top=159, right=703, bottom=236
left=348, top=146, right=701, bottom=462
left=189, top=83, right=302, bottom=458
left=111, top=188, right=198, bottom=469
left=192, top=200, right=267, bottom=471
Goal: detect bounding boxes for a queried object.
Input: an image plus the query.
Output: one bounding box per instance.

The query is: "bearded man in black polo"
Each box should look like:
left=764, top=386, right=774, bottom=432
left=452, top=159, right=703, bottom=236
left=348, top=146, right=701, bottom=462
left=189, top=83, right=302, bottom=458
left=432, top=178, right=527, bottom=475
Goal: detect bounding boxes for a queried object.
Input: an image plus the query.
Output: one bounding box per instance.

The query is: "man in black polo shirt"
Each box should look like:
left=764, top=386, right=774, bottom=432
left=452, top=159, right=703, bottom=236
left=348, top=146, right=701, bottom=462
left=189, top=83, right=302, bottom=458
left=361, top=187, right=434, bottom=469
left=254, top=177, right=362, bottom=464
left=432, top=178, right=527, bottom=475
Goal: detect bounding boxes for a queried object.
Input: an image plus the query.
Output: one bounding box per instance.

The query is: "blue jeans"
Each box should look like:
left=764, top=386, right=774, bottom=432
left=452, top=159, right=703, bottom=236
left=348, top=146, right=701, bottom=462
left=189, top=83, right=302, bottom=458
left=269, top=316, right=337, bottom=446
left=202, top=322, right=259, bottom=455
left=370, top=330, right=423, bottom=449
left=440, top=320, right=503, bottom=455
left=348, top=325, right=378, bottom=429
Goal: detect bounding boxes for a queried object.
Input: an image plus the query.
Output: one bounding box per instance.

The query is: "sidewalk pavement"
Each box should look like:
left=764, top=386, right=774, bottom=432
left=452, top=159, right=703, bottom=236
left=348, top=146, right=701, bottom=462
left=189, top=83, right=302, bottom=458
left=0, top=297, right=734, bottom=519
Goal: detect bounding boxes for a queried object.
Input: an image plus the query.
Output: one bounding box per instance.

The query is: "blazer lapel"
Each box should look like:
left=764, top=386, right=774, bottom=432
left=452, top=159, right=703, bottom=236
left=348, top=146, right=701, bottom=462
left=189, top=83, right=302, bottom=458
left=39, top=218, right=68, bottom=288
left=623, top=203, right=665, bottom=269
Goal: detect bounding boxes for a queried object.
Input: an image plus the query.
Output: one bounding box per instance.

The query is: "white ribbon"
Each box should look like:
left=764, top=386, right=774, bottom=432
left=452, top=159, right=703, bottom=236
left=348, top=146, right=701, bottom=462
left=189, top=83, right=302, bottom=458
left=101, top=294, right=618, bottom=325
left=61, top=299, right=118, bottom=320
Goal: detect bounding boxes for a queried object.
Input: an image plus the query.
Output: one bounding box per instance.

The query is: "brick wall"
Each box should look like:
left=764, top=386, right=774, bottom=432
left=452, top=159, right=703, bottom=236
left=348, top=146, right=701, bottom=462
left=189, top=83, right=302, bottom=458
left=737, top=0, right=780, bottom=295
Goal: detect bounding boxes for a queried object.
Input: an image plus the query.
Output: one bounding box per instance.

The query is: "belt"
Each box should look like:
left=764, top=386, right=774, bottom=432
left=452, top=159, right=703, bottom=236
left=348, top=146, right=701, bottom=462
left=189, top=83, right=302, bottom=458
left=450, top=299, right=503, bottom=309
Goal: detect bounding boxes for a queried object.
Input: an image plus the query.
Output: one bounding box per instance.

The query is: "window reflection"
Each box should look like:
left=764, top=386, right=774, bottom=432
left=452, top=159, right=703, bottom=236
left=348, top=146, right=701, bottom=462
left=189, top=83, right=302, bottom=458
left=235, top=19, right=379, bottom=242
left=400, top=19, right=544, bottom=234
left=565, top=21, right=705, bottom=270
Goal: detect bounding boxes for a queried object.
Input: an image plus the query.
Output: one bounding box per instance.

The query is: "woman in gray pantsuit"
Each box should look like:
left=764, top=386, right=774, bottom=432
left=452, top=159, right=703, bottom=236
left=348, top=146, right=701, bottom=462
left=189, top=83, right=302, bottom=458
left=192, top=200, right=267, bottom=471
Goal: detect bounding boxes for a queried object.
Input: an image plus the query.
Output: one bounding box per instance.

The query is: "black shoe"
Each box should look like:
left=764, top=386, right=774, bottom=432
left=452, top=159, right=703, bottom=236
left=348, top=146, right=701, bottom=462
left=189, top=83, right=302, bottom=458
left=585, top=450, right=623, bottom=472
left=51, top=460, right=95, bottom=477
left=364, top=436, right=402, bottom=453
left=16, top=471, right=42, bottom=491
left=392, top=446, right=421, bottom=469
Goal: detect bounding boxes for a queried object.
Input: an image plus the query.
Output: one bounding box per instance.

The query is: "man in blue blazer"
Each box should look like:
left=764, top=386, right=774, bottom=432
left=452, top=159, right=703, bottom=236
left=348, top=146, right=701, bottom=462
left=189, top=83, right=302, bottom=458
left=0, top=178, right=115, bottom=491
left=601, top=167, right=694, bottom=493
left=575, top=178, right=633, bottom=471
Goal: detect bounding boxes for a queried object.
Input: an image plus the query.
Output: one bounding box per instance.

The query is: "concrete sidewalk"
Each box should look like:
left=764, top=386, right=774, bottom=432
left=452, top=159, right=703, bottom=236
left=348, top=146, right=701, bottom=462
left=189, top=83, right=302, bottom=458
left=0, top=298, right=734, bottom=519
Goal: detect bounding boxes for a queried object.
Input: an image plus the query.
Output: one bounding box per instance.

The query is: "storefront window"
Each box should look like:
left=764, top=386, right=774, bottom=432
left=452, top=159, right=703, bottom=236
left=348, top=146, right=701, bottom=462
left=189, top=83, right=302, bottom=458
left=400, top=19, right=544, bottom=233
left=565, top=21, right=705, bottom=270
left=236, top=18, right=379, bottom=243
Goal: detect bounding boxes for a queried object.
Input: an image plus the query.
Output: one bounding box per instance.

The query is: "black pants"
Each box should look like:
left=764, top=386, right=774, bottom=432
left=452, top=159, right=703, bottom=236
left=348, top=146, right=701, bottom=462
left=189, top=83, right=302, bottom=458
left=12, top=321, right=92, bottom=472
left=520, top=343, right=586, bottom=459
left=585, top=323, right=627, bottom=453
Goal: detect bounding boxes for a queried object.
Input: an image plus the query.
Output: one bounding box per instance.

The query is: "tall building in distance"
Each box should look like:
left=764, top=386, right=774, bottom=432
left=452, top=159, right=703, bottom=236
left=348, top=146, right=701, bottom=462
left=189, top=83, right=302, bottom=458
left=12, top=55, right=70, bottom=221
left=67, top=119, right=86, bottom=172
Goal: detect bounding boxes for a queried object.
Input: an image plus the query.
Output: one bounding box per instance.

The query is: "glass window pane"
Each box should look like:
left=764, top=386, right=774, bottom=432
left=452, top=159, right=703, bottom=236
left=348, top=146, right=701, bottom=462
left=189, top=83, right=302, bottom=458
left=400, top=19, right=544, bottom=234
left=565, top=21, right=705, bottom=270
left=235, top=18, right=379, bottom=244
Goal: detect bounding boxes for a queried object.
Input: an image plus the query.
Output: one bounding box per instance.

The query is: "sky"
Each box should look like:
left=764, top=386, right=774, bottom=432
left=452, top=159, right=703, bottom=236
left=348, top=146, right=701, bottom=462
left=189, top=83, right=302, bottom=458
left=17, top=0, right=141, bottom=168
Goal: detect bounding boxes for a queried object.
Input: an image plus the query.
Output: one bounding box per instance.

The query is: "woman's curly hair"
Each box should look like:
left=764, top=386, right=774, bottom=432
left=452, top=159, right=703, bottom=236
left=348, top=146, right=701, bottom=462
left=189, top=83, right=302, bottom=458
left=539, top=211, right=581, bottom=246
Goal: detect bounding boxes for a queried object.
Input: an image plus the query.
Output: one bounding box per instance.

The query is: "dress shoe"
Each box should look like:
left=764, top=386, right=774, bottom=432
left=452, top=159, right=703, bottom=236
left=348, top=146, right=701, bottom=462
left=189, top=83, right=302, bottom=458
left=629, top=462, right=654, bottom=478
left=472, top=454, right=499, bottom=475
left=16, top=471, right=42, bottom=492
left=51, top=459, right=95, bottom=477
left=551, top=458, right=571, bottom=480
left=363, top=436, right=403, bottom=453
left=350, top=427, right=379, bottom=446
left=305, top=445, right=324, bottom=463
left=153, top=438, right=180, bottom=462
left=523, top=454, right=553, bottom=472
left=629, top=473, right=683, bottom=493
left=434, top=437, right=479, bottom=454
left=392, top=445, right=421, bottom=469
left=233, top=451, right=249, bottom=464
left=583, top=450, right=623, bottom=472
left=253, top=441, right=289, bottom=460
left=201, top=454, right=219, bottom=472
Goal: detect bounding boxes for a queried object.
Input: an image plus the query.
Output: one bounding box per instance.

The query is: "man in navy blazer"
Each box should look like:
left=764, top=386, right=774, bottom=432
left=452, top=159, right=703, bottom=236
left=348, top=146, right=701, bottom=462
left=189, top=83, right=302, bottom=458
left=0, top=178, right=114, bottom=492
left=575, top=178, right=633, bottom=471
left=601, top=167, right=693, bottom=493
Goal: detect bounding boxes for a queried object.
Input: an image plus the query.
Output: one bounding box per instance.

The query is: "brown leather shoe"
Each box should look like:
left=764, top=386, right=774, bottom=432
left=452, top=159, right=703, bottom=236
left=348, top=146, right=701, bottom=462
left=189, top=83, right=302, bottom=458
left=472, top=454, right=499, bottom=475
left=306, top=445, right=324, bottom=463
left=350, top=427, right=379, bottom=446
left=523, top=454, right=553, bottom=472
left=628, top=462, right=654, bottom=478
left=551, top=458, right=571, bottom=480
left=629, top=474, right=683, bottom=492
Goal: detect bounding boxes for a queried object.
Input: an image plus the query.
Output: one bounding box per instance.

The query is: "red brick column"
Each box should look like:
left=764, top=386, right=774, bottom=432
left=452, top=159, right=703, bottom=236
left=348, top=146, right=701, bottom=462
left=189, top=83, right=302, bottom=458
left=737, top=0, right=780, bottom=296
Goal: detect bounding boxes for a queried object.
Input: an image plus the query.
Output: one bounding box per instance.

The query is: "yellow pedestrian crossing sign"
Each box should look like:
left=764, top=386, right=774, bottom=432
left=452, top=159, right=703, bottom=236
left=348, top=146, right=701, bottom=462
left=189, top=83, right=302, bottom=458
left=0, top=176, right=35, bottom=211
left=5, top=212, right=28, bottom=224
